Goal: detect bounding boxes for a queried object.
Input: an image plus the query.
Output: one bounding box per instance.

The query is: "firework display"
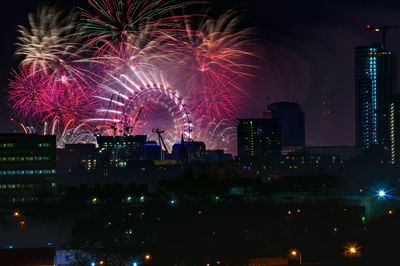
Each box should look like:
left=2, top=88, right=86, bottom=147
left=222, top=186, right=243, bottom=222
left=8, top=1, right=257, bottom=153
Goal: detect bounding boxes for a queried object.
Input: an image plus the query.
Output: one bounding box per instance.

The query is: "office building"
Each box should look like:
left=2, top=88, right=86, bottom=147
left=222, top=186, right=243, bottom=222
left=237, top=118, right=281, bottom=161
left=355, top=44, right=397, bottom=151
left=57, top=143, right=98, bottom=171
left=96, top=135, right=147, bottom=167
left=0, top=134, right=56, bottom=205
left=264, top=102, right=305, bottom=152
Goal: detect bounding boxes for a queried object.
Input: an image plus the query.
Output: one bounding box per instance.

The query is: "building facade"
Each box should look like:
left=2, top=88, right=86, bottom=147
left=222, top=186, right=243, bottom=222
left=355, top=45, right=397, bottom=151
left=390, top=94, right=400, bottom=166
left=237, top=118, right=281, bottom=161
left=96, top=135, right=147, bottom=167
left=264, top=102, right=305, bottom=152
left=0, top=134, right=56, bottom=205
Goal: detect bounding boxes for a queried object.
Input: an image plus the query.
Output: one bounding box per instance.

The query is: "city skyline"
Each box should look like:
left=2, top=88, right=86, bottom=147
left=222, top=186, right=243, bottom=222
left=2, top=0, right=400, bottom=148
left=1, top=1, right=400, bottom=265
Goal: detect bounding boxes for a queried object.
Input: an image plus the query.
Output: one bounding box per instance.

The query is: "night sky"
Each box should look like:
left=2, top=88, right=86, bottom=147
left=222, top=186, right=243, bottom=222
left=1, top=0, right=400, bottom=146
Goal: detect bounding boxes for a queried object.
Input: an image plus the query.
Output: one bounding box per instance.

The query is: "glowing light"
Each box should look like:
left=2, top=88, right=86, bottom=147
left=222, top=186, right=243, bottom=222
left=344, top=243, right=361, bottom=257
left=144, top=253, right=152, bottom=261
left=378, top=190, right=387, bottom=198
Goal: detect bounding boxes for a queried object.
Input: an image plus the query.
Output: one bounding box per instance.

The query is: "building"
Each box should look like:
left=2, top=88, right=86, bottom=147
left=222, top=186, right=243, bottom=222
left=144, top=141, right=164, bottom=160
left=355, top=44, right=397, bottom=151
left=390, top=94, right=400, bottom=166
left=96, top=135, right=147, bottom=167
left=172, top=141, right=206, bottom=162
left=237, top=118, right=281, bottom=161
left=0, top=134, right=56, bottom=205
left=264, top=102, right=305, bottom=152
left=57, top=144, right=98, bottom=171
left=306, top=146, right=357, bottom=161
left=205, top=150, right=233, bottom=162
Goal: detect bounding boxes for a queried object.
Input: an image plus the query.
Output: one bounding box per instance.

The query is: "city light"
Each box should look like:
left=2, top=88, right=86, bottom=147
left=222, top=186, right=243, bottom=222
left=144, top=253, right=152, bottom=261
left=378, top=189, right=386, bottom=198
left=344, top=243, right=362, bottom=257
left=289, top=249, right=302, bottom=264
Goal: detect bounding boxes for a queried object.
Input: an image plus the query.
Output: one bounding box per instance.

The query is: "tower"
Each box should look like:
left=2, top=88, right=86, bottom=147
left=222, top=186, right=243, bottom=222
left=355, top=44, right=397, bottom=151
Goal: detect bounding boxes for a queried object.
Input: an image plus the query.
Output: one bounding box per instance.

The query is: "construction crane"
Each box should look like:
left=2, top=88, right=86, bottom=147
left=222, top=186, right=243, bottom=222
left=366, top=24, right=400, bottom=49
left=152, top=129, right=169, bottom=154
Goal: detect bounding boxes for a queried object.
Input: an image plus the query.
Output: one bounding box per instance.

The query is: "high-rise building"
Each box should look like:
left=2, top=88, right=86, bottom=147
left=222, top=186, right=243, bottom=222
left=264, top=102, right=305, bottom=152
left=237, top=118, right=281, bottom=161
left=0, top=134, right=56, bottom=205
left=389, top=94, right=400, bottom=166
left=355, top=44, right=397, bottom=151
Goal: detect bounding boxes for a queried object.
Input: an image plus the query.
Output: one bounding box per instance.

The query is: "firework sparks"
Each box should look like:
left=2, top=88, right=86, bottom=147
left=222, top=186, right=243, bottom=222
left=9, top=2, right=258, bottom=155
left=79, top=0, right=200, bottom=54
left=8, top=66, right=55, bottom=121
left=16, top=5, right=81, bottom=74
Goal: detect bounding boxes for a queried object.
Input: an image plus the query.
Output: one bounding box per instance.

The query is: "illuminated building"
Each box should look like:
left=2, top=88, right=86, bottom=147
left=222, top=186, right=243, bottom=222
left=96, top=135, right=147, bottom=167
left=0, top=134, right=56, bottom=205
left=264, top=102, right=305, bottom=153
left=237, top=118, right=281, bottom=161
left=389, top=94, right=400, bottom=165
left=355, top=45, right=396, bottom=151
left=57, top=144, right=98, bottom=171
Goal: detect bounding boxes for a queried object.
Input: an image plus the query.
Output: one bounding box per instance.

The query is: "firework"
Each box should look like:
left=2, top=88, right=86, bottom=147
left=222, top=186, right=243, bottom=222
left=9, top=2, right=258, bottom=155
left=16, top=5, right=81, bottom=74
left=191, top=116, right=237, bottom=153
left=42, top=77, right=100, bottom=127
left=8, top=66, right=55, bottom=121
left=79, top=0, right=200, bottom=54
left=90, top=69, right=192, bottom=151
left=172, top=10, right=256, bottom=122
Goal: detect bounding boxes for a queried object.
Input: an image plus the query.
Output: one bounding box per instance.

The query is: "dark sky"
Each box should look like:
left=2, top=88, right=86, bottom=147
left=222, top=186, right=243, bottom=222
left=2, top=0, right=400, bottom=146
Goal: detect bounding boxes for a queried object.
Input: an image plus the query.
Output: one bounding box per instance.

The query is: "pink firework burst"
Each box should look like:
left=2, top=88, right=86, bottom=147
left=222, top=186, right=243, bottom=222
left=8, top=67, right=56, bottom=122
left=42, top=76, right=100, bottom=127
left=188, top=82, right=246, bottom=122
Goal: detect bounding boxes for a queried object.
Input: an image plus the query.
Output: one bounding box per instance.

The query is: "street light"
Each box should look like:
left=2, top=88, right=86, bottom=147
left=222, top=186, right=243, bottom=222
left=289, top=249, right=302, bottom=264
left=344, top=243, right=361, bottom=258
left=144, top=253, right=152, bottom=262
